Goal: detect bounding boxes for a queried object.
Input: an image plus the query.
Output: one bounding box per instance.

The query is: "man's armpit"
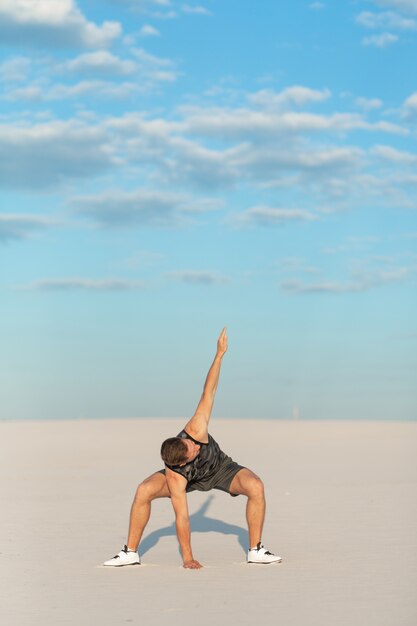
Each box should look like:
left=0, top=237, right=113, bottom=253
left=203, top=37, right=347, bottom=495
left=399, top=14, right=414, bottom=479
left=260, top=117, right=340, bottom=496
left=184, top=414, right=209, bottom=441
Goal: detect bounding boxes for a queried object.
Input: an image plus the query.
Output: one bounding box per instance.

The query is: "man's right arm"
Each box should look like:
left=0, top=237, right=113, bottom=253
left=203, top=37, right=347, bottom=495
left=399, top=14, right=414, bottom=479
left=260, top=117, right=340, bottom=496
left=165, top=468, right=203, bottom=569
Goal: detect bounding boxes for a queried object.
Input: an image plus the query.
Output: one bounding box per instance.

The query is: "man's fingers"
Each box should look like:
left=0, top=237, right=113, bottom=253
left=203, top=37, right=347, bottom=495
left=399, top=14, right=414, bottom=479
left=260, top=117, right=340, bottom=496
left=183, top=560, right=203, bottom=569
left=216, top=327, right=228, bottom=355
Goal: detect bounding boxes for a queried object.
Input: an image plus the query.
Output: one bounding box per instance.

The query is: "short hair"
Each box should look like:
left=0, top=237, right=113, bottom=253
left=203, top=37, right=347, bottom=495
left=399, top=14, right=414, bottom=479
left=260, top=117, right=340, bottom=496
left=160, top=437, right=188, bottom=466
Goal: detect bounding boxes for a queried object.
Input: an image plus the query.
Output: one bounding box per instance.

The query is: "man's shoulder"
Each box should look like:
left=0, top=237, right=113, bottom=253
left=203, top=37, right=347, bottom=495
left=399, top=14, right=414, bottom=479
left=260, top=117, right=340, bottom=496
left=165, top=466, right=188, bottom=494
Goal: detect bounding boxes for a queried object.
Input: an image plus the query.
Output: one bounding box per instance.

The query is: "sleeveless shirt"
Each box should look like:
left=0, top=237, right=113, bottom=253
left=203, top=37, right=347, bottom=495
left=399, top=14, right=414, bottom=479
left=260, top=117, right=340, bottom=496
left=166, top=429, right=229, bottom=483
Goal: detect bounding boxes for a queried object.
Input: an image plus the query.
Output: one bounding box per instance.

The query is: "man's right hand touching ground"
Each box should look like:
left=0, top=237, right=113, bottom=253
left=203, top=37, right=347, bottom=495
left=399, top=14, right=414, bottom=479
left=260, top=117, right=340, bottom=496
left=183, top=559, right=203, bottom=569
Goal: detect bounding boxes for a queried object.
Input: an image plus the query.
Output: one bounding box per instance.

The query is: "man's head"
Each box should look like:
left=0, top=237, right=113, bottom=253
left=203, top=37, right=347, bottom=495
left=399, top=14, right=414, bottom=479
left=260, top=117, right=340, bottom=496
left=160, top=437, right=201, bottom=467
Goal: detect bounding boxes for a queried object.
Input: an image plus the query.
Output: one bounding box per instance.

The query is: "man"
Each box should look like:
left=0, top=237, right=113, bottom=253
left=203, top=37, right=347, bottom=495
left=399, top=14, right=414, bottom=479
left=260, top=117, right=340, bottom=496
left=104, top=328, right=281, bottom=568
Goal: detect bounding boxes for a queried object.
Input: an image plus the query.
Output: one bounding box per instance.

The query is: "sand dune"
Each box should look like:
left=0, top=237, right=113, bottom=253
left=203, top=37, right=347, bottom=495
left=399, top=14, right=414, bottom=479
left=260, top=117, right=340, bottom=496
left=1, top=418, right=416, bottom=626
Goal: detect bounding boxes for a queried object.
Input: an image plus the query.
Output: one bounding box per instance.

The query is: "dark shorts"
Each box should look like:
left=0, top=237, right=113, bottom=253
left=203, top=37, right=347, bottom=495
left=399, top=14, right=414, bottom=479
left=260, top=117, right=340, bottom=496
left=159, top=460, right=245, bottom=497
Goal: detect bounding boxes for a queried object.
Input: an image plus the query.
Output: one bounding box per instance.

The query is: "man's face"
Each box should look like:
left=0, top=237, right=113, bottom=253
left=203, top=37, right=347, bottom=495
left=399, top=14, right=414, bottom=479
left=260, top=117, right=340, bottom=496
left=179, top=438, right=201, bottom=465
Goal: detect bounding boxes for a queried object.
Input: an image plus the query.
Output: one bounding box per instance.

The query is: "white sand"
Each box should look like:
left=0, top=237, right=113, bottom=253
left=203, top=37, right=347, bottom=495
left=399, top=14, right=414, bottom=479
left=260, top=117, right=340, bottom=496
left=1, top=418, right=416, bottom=626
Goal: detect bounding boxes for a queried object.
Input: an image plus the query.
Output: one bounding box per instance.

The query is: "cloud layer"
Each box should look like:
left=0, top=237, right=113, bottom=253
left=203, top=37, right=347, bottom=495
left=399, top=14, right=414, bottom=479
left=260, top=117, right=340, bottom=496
left=71, top=189, right=205, bottom=228
left=0, top=214, right=56, bottom=242
left=0, top=0, right=121, bottom=48
left=18, top=277, right=145, bottom=291
left=0, top=120, right=114, bottom=188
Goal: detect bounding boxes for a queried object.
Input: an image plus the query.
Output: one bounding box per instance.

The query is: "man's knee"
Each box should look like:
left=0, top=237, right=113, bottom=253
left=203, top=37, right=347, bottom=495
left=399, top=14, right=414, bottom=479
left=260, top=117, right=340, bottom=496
left=134, top=473, right=168, bottom=503
left=134, top=478, right=155, bottom=503
left=247, top=476, right=265, bottom=499
left=236, top=470, right=264, bottom=498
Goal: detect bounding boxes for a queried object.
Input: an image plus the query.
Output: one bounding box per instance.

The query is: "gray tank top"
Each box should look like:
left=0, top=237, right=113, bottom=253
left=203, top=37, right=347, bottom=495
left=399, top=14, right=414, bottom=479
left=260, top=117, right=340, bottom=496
left=166, top=429, right=229, bottom=483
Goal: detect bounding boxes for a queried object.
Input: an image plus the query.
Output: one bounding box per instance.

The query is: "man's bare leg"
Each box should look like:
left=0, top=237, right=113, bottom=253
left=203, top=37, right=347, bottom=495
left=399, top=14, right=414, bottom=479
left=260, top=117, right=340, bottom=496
left=127, top=471, right=170, bottom=551
left=228, top=468, right=265, bottom=548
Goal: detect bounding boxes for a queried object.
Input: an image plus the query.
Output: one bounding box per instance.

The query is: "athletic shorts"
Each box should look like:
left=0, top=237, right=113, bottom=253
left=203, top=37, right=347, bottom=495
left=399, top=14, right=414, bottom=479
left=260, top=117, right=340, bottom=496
left=159, top=460, right=245, bottom=497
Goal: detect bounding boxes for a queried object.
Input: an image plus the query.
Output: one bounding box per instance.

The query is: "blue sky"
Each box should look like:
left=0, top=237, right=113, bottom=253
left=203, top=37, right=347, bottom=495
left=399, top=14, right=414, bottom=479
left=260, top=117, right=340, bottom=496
left=1, top=0, right=416, bottom=421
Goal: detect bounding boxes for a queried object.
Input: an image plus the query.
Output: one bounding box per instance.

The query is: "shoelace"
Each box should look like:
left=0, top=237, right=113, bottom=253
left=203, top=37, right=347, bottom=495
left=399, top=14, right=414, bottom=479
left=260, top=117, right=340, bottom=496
left=255, top=542, right=273, bottom=555
left=112, top=546, right=135, bottom=559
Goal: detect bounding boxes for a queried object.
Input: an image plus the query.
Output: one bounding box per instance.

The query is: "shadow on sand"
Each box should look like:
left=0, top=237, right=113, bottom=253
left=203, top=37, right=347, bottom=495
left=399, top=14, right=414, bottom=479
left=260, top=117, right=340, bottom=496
left=139, top=494, right=247, bottom=557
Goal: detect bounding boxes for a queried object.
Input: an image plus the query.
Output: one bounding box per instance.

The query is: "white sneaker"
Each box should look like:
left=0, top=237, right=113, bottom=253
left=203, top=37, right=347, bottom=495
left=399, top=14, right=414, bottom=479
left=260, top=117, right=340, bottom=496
left=103, top=545, right=140, bottom=567
left=247, top=542, right=282, bottom=564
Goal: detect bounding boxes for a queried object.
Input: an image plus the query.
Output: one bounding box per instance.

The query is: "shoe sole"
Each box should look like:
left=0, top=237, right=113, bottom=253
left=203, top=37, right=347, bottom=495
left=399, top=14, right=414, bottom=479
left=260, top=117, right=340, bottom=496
left=247, top=559, right=282, bottom=564
left=103, top=562, right=141, bottom=567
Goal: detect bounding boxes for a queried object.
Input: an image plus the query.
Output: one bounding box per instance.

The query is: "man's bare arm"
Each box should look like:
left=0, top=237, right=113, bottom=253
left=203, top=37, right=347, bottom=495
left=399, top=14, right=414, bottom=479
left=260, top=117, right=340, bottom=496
left=165, top=468, right=203, bottom=569
left=185, top=327, right=228, bottom=438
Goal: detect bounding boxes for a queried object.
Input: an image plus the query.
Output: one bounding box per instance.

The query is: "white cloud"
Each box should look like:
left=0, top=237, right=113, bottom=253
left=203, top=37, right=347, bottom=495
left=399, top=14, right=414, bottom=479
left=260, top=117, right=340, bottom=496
left=372, top=0, right=417, bottom=15
left=235, top=145, right=363, bottom=177
left=180, top=106, right=406, bottom=139
left=2, top=48, right=178, bottom=103
left=1, top=84, right=413, bottom=207
left=181, top=4, right=212, bottom=15
left=278, top=257, right=319, bottom=274
left=17, top=278, right=145, bottom=291
left=356, top=10, right=416, bottom=29
left=0, top=119, right=114, bottom=188
left=131, top=47, right=174, bottom=67
left=3, top=85, right=46, bottom=101
left=372, top=144, right=417, bottom=164
left=102, top=114, right=240, bottom=191
left=346, top=235, right=380, bottom=245
left=355, top=96, right=383, bottom=110
left=392, top=173, right=417, bottom=186
left=3, top=80, right=142, bottom=102
left=403, top=91, right=417, bottom=118
left=174, top=145, right=358, bottom=203
left=362, top=32, right=398, bottom=46
left=62, top=51, right=138, bottom=76
left=281, top=278, right=368, bottom=294
left=0, top=0, right=121, bottom=48
left=130, top=129, right=363, bottom=192
left=309, top=2, right=325, bottom=9
left=111, top=0, right=170, bottom=7
left=151, top=10, right=177, bottom=19
left=167, top=270, right=228, bottom=284
left=281, top=267, right=409, bottom=294
left=131, top=47, right=177, bottom=81
left=71, top=188, right=212, bottom=228
left=0, top=57, right=32, bottom=82
left=139, top=24, right=160, bottom=36
left=155, top=139, right=242, bottom=188
left=130, top=0, right=177, bottom=19
left=0, top=0, right=79, bottom=25
left=99, top=102, right=403, bottom=200
left=247, top=86, right=331, bottom=109
left=237, top=206, right=319, bottom=227
left=0, top=214, right=56, bottom=242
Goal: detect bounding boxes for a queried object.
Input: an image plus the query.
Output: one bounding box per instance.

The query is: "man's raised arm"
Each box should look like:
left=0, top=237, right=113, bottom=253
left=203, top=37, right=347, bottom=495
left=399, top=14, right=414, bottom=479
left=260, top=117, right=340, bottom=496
left=185, top=327, right=228, bottom=436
